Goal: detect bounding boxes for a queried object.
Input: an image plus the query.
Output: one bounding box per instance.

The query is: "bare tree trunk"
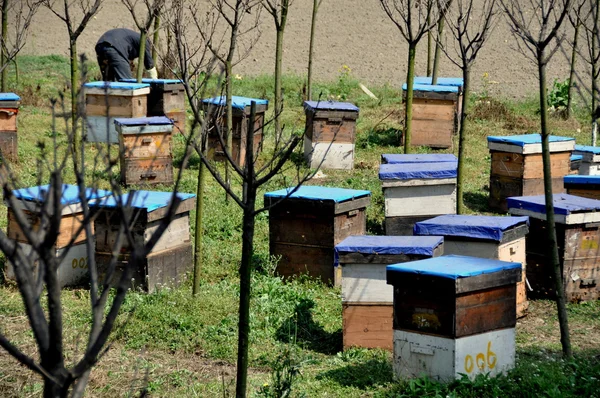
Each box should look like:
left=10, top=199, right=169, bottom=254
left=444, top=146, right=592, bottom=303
left=225, top=60, right=233, bottom=202
left=567, top=21, right=579, bottom=120
left=152, top=14, right=160, bottom=66
left=274, top=27, right=284, bottom=137
left=307, top=0, right=318, bottom=101
left=537, top=50, right=572, bottom=358
left=456, top=67, right=470, bottom=214
left=69, top=40, right=80, bottom=160
left=427, top=22, right=432, bottom=76
left=404, top=43, right=417, bottom=153
left=137, top=30, right=147, bottom=82
left=193, top=162, right=205, bottom=295
left=431, top=17, right=445, bottom=85
left=1, top=0, right=8, bottom=91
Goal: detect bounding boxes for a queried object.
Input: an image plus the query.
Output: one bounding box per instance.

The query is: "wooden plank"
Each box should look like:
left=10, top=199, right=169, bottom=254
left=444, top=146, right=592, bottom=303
left=0, top=131, right=17, bottom=162
left=85, top=87, right=150, bottom=96
left=455, top=267, right=521, bottom=294
left=304, top=138, right=355, bottom=170
left=412, top=100, right=455, bottom=121
left=498, top=237, right=528, bottom=317
left=411, top=119, right=454, bottom=148
left=566, top=187, right=600, bottom=200
left=339, top=252, right=415, bottom=264
left=455, top=285, right=517, bottom=336
left=305, top=119, right=356, bottom=144
left=384, top=184, right=457, bottom=217
left=0, top=108, right=17, bottom=131
left=409, top=91, right=459, bottom=101
left=307, top=109, right=359, bottom=121
left=166, top=110, right=186, bottom=135
left=85, top=94, right=147, bottom=117
left=272, top=242, right=335, bottom=284
left=333, top=208, right=367, bottom=244
left=489, top=175, right=565, bottom=213
left=343, top=304, right=393, bottom=350
left=119, top=131, right=172, bottom=159
left=146, top=196, right=196, bottom=222
left=334, top=196, right=371, bottom=214
left=121, top=157, right=174, bottom=186
left=148, top=86, right=186, bottom=114
left=269, top=212, right=334, bottom=247
left=491, top=151, right=570, bottom=179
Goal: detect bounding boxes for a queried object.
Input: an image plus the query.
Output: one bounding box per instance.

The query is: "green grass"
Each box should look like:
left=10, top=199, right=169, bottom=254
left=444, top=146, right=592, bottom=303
left=0, top=55, right=599, bottom=397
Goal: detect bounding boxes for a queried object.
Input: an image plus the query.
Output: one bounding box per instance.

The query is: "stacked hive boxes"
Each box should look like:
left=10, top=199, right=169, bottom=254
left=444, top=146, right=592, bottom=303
left=573, top=145, right=600, bottom=175
left=0, top=93, right=20, bottom=161
left=303, top=101, right=359, bottom=170
left=508, top=194, right=600, bottom=302
left=564, top=175, right=600, bottom=199
left=335, top=235, right=444, bottom=350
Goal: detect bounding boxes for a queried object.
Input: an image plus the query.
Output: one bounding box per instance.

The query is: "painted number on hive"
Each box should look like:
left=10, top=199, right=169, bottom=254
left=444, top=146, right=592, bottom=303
left=72, top=257, right=88, bottom=269
left=464, top=341, right=497, bottom=373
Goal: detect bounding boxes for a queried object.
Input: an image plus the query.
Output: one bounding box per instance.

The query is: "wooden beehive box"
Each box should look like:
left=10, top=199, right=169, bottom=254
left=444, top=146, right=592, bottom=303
left=202, top=96, right=268, bottom=167
left=564, top=175, right=600, bottom=200
left=573, top=144, right=600, bottom=175
left=381, top=153, right=457, bottom=164
left=84, top=81, right=150, bottom=144
left=379, top=161, right=457, bottom=235
left=121, top=78, right=186, bottom=133
left=265, top=186, right=371, bottom=285
left=0, top=92, right=21, bottom=162
left=115, top=116, right=174, bottom=186
left=5, top=184, right=111, bottom=287
left=303, top=101, right=359, bottom=170
left=387, top=255, right=521, bottom=381
left=487, top=134, right=575, bottom=212
left=402, top=82, right=461, bottom=149
left=91, top=190, right=196, bottom=293
left=335, top=235, right=444, bottom=350
left=570, top=154, right=582, bottom=175
left=508, top=193, right=600, bottom=302
left=414, top=214, right=530, bottom=318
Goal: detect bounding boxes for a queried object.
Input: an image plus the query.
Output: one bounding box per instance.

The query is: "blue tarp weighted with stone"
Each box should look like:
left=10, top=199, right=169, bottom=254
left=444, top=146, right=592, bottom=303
left=379, top=162, right=458, bottom=180
left=507, top=193, right=600, bottom=216
left=414, top=215, right=529, bottom=242
left=381, top=154, right=457, bottom=164
left=202, top=96, right=268, bottom=110
left=92, top=190, right=195, bottom=213
left=264, top=186, right=370, bottom=203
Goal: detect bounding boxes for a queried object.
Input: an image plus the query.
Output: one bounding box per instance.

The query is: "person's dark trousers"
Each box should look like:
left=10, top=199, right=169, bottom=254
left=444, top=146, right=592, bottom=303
left=95, top=42, right=134, bottom=81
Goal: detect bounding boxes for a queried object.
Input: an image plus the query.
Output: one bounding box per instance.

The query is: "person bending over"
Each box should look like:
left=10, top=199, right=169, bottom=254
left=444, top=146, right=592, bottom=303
left=95, top=28, right=158, bottom=81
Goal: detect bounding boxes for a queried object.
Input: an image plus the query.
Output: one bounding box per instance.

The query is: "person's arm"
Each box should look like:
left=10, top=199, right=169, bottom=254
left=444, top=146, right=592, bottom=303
left=143, top=38, right=155, bottom=73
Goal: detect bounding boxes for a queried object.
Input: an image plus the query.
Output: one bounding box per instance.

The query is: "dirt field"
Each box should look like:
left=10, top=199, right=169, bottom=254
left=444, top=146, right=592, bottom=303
left=23, top=1, right=585, bottom=100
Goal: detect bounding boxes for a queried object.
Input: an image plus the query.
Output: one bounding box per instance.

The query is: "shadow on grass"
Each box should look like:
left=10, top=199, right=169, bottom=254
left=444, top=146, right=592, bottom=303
left=276, top=298, right=342, bottom=355
left=316, top=357, right=393, bottom=389
left=464, top=192, right=490, bottom=214
left=357, top=127, right=402, bottom=149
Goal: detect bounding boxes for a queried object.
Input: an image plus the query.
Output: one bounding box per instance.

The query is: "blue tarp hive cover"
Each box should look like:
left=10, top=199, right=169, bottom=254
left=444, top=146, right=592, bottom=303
left=264, top=186, right=370, bottom=203
left=84, top=81, right=150, bottom=90
left=571, top=155, right=583, bottom=161
left=114, top=116, right=173, bottom=126
left=387, top=254, right=521, bottom=280
left=120, top=78, right=183, bottom=84
left=402, top=83, right=459, bottom=93
left=202, top=96, right=268, bottom=110
left=413, top=77, right=464, bottom=87
left=382, top=154, right=457, bottom=164
left=487, top=134, right=574, bottom=146
left=575, top=144, right=600, bottom=154
left=303, top=101, right=359, bottom=112
left=379, top=162, right=457, bottom=180
left=507, top=194, right=600, bottom=215
left=12, top=184, right=111, bottom=206
left=564, top=175, right=600, bottom=185
left=414, top=215, right=529, bottom=242
left=93, top=191, right=195, bottom=212
left=0, top=93, right=20, bottom=101
left=335, top=235, right=443, bottom=257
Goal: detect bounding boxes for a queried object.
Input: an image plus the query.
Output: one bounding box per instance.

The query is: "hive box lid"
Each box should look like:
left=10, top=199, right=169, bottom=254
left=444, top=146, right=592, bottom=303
left=571, top=155, right=583, bottom=162
left=202, top=96, right=268, bottom=110
left=379, top=162, right=457, bottom=181
left=114, top=116, right=174, bottom=134
left=564, top=175, right=600, bottom=186
left=413, top=76, right=464, bottom=87
left=303, top=100, right=359, bottom=112
left=487, top=134, right=575, bottom=154
left=8, top=184, right=111, bottom=215
left=0, top=93, right=20, bottom=101
left=386, top=255, right=521, bottom=293
left=120, top=78, right=183, bottom=85
left=573, top=144, right=600, bottom=162
left=507, top=193, right=600, bottom=224
left=115, top=116, right=173, bottom=126
left=414, top=215, right=529, bottom=242
left=335, top=235, right=444, bottom=258
left=402, top=83, right=459, bottom=93
left=93, top=190, right=195, bottom=213
left=381, top=153, right=457, bottom=164
left=84, top=81, right=150, bottom=96
left=264, top=186, right=370, bottom=203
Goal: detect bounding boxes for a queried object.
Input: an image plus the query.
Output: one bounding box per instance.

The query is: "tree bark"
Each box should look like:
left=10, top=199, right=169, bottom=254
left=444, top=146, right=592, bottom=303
left=404, top=43, right=417, bottom=153
left=567, top=21, right=579, bottom=120
left=431, top=18, right=445, bottom=85
left=136, top=30, right=147, bottom=82
left=69, top=40, right=80, bottom=159
left=152, top=14, right=160, bottom=66
left=427, top=24, right=432, bottom=76
left=193, top=161, right=205, bottom=295
left=1, top=0, right=8, bottom=91
left=456, top=67, right=470, bottom=214
left=307, top=0, right=318, bottom=101
left=225, top=60, right=233, bottom=202
left=537, top=50, right=572, bottom=358
left=274, top=27, right=284, bottom=138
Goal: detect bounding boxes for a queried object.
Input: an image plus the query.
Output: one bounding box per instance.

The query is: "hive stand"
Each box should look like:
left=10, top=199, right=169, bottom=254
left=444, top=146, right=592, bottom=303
left=0, top=92, right=20, bottom=162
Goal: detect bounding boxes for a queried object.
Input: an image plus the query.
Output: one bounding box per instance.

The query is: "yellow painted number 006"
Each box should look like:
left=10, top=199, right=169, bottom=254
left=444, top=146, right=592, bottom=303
left=464, top=341, right=497, bottom=374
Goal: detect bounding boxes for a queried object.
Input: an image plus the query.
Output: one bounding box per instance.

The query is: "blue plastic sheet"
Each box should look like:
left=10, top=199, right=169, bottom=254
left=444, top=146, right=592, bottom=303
left=402, top=83, right=459, bottom=93
left=413, top=77, right=464, bottom=87
left=507, top=193, right=600, bottom=216
left=387, top=255, right=521, bottom=280
left=202, top=96, right=268, bottom=110
left=487, top=134, right=574, bottom=146
left=574, top=144, right=600, bottom=155
left=303, top=101, right=359, bottom=112
left=93, top=190, right=196, bottom=212
left=83, top=81, right=150, bottom=90
left=381, top=154, right=457, bottom=164
left=571, top=155, right=583, bottom=161
left=335, top=235, right=443, bottom=256
left=12, top=184, right=111, bottom=205
left=0, top=93, right=20, bottom=101
left=114, top=116, right=173, bottom=126
left=120, top=78, right=183, bottom=84
left=414, top=215, right=529, bottom=242
left=264, top=186, right=370, bottom=203
left=379, top=162, right=457, bottom=180
left=564, top=175, right=600, bottom=185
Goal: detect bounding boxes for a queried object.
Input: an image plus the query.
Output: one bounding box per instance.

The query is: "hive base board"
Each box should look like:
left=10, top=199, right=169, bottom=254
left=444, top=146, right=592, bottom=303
left=343, top=304, right=393, bottom=351
left=303, top=137, right=354, bottom=170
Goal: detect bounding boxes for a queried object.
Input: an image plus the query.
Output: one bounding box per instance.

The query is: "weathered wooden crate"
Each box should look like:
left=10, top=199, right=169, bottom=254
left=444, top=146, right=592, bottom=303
left=202, top=96, right=268, bottom=167
left=0, top=93, right=20, bottom=162
left=379, top=161, right=457, bottom=235
left=414, top=215, right=530, bottom=318
left=570, top=154, right=582, bottom=175
left=303, top=101, right=359, bottom=170
left=487, top=134, right=575, bottom=212
left=508, top=194, right=600, bottom=302
left=335, top=235, right=444, bottom=350
left=265, top=186, right=371, bottom=285
left=91, top=190, right=196, bottom=293
left=564, top=175, right=600, bottom=200
left=573, top=144, right=600, bottom=175
left=121, top=78, right=185, bottom=114
left=381, top=153, right=457, bottom=164
left=115, top=116, right=174, bottom=186
left=84, top=81, right=150, bottom=144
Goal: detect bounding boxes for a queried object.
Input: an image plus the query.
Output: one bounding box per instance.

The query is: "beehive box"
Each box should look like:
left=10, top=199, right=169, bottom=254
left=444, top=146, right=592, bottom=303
left=414, top=215, right=530, bottom=318
left=303, top=101, right=359, bottom=170
left=387, top=255, right=520, bottom=381
left=380, top=161, right=457, bottom=235
left=413, top=77, right=464, bottom=125
left=508, top=194, right=600, bottom=302
left=121, top=78, right=186, bottom=133
left=91, top=190, right=196, bottom=293
left=402, top=83, right=461, bottom=149
left=335, top=235, right=444, bottom=350
left=381, top=153, right=457, bottom=164
left=202, top=96, right=268, bottom=167
left=570, top=154, right=582, bottom=175
left=5, top=184, right=110, bottom=287
left=573, top=145, right=600, bottom=175
left=487, top=134, right=575, bottom=212
left=265, top=186, right=371, bottom=285
left=564, top=175, right=600, bottom=200
left=115, top=116, right=174, bottom=186
left=84, top=81, right=150, bottom=144
left=0, top=93, right=20, bottom=162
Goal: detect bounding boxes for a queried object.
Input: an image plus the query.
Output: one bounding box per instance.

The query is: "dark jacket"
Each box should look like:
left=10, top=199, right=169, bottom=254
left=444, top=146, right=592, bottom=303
left=96, top=28, right=154, bottom=70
